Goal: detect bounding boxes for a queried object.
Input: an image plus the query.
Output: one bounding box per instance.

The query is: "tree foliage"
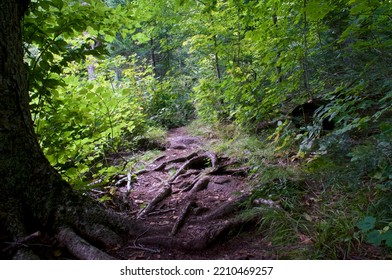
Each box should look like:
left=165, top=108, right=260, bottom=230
left=24, top=0, right=392, bottom=251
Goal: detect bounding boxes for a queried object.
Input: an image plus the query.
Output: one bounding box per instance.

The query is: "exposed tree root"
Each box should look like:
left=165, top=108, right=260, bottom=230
left=70, top=141, right=254, bottom=259
left=172, top=170, right=200, bottom=184
left=138, top=208, right=263, bottom=251
left=75, top=223, right=122, bottom=248
left=171, top=198, right=195, bottom=236
left=123, top=147, right=257, bottom=255
left=169, top=152, right=217, bottom=182
left=193, top=194, right=250, bottom=222
left=137, top=184, right=172, bottom=219
left=183, top=176, right=210, bottom=194
left=136, top=151, right=199, bottom=175
left=56, top=227, right=115, bottom=260
left=210, top=166, right=250, bottom=176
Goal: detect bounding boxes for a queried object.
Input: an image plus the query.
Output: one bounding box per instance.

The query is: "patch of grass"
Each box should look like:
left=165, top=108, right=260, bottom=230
left=258, top=208, right=301, bottom=245
left=132, top=126, right=167, bottom=152
left=187, top=120, right=277, bottom=165
left=304, top=184, right=366, bottom=259
left=140, top=149, right=163, bottom=163
left=185, top=120, right=389, bottom=259
left=144, top=126, right=167, bottom=141
left=143, top=126, right=167, bottom=147
left=247, top=180, right=368, bottom=259
left=126, top=127, right=167, bottom=172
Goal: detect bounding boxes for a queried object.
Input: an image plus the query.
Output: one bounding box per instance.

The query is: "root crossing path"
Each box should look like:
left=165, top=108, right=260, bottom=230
left=114, top=127, right=273, bottom=259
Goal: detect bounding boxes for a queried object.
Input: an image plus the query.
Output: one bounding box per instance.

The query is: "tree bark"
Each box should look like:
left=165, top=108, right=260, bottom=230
left=0, top=0, right=145, bottom=259
left=150, top=37, right=157, bottom=76
left=213, top=35, right=221, bottom=81
left=302, top=0, right=311, bottom=99
left=272, top=13, right=283, bottom=84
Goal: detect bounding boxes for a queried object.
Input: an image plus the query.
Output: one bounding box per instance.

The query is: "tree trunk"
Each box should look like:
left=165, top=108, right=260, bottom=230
left=0, top=0, right=145, bottom=260
left=272, top=13, right=283, bottom=84
left=302, top=0, right=311, bottom=99
left=213, top=35, right=221, bottom=81
left=150, top=37, right=157, bottom=76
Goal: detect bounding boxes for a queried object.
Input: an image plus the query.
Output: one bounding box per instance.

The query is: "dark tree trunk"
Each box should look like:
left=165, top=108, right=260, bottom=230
left=150, top=37, right=157, bottom=76
left=213, top=35, right=221, bottom=81
left=302, top=0, right=311, bottom=99
left=272, top=13, right=283, bottom=84
left=0, top=0, right=145, bottom=260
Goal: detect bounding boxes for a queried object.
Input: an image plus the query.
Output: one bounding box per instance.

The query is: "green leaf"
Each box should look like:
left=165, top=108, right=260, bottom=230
left=99, top=195, right=112, bottom=203
left=383, top=231, right=392, bottom=248
left=358, top=216, right=376, bottom=232
left=132, top=32, right=150, bottom=44
left=305, top=0, right=332, bottom=21
left=65, top=167, right=78, bottom=177
left=366, top=230, right=383, bottom=246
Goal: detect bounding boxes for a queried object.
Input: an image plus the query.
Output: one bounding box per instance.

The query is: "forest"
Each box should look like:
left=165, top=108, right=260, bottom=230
left=0, top=0, right=391, bottom=259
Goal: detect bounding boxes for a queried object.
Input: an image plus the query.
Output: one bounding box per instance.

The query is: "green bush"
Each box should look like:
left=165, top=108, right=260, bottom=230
left=33, top=55, right=149, bottom=188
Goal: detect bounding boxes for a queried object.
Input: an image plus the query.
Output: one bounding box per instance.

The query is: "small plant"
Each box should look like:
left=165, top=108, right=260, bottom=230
left=358, top=216, right=392, bottom=248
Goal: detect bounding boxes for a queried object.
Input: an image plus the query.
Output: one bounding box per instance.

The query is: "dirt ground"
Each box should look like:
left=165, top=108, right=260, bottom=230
left=110, top=127, right=280, bottom=260
left=86, top=127, right=389, bottom=260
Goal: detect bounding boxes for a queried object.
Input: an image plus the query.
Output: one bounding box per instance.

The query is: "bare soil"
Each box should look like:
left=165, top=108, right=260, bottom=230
left=111, top=127, right=276, bottom=260
left=87, top=127, right=389, bottom=260
left=11, top=127, right=387, bottom=260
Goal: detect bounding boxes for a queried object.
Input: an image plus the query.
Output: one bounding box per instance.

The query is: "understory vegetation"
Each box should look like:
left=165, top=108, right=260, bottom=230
left=24, top=0, right=391, bottom=259
left=189, top=120, right=391, bottom=258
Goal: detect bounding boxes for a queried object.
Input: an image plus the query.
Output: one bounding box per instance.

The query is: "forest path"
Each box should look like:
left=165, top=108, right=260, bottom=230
left=113, top=127, right=276, bottom=260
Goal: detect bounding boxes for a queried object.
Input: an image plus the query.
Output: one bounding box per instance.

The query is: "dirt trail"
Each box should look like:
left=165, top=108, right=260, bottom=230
left=112, top=127, right=276, bottom=260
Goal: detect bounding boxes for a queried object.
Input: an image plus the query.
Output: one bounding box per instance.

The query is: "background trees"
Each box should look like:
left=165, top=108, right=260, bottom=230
left=2, top=0, right=390, bottom=258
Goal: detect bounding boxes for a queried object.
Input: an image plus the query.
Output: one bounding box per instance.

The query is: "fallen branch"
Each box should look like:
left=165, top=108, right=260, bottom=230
left=126, top=171, right=132, bottom=193
left=3, top=231, right=41, bottom=255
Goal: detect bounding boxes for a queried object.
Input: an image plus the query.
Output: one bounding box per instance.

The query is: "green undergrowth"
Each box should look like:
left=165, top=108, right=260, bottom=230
left=186, top=119, right=392, bottom=259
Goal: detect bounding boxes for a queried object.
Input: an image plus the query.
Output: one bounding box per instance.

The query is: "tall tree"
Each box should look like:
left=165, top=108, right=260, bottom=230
left=0, top=0, right=145, bottom=260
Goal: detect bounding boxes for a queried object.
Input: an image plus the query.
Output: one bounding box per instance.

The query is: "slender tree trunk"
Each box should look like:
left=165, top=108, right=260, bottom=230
left=150, top=37, right=157, bottom=76
left=236, top=6, right=242, bottom=67
left=213, top=35, right=221, bottom=81
left=302, top=0, right=312, bottom=99
left=272, top=13, right=283, bottom=84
